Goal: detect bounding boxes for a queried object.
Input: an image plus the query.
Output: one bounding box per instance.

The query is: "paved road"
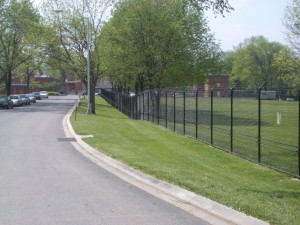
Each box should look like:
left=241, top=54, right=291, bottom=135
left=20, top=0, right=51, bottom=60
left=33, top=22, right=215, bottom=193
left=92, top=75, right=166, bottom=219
left=0, top=95, right=208, bottom=225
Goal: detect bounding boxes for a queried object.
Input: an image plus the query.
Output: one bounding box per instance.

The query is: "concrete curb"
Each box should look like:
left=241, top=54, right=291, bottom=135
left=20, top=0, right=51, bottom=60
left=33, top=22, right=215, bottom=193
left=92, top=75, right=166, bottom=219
left=62, top=107, right=269, bottom=225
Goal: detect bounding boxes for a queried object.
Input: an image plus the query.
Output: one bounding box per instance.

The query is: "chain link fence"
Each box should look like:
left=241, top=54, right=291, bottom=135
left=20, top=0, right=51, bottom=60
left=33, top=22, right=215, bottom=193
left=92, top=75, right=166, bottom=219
left=100, top=88, right=300, bottom=178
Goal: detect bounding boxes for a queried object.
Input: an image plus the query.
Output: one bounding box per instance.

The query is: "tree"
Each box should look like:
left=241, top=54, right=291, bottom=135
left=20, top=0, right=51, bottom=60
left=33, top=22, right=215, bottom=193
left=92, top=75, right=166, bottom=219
left=40, top=0, right=114, bottom=114
left=188, top=0, right=233, bottom=14
left=100, top=0, right=221, bottom=93
left=218, top=50, right=235, bottom=74
left=283, top=0, right=300, bottom=54
left=231, top=36, right=285, bottom=90
left=273, top=46, right=300, bottom=95
left=0, top=0, right=41, bottom=95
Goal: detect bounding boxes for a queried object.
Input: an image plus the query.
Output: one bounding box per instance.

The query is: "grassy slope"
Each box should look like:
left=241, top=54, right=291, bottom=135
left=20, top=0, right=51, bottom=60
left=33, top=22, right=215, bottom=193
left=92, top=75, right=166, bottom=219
left=70, top=97, right=300, bottom=225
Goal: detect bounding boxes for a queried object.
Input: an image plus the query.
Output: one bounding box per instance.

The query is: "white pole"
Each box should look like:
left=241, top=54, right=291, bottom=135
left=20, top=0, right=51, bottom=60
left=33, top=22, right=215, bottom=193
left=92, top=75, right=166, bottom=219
left=277, top=112, right=282, bottom=125
left=86, top=17, right=91, bottom=115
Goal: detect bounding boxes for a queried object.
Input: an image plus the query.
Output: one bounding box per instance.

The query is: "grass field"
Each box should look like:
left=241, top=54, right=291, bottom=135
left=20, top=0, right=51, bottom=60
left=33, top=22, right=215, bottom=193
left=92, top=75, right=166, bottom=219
left=143, top=95, right=299, bottom=175
left=70, top=97, right=300, bottom=225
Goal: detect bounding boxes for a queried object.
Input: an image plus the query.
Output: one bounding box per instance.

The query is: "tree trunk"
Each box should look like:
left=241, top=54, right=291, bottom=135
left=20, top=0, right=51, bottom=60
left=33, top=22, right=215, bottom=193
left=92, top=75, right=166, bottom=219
left=90, top=71, right=96, bottom=114
left=26, top=67, right=31, bottom=93
left=60, top=69, right=66, bottom=93
left=6, top=70, right=12, bottom=96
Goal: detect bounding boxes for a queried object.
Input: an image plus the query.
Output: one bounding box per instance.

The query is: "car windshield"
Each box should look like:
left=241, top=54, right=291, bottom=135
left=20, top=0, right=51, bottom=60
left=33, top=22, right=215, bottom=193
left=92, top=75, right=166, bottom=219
left=9, top=96, right=18, bottom=99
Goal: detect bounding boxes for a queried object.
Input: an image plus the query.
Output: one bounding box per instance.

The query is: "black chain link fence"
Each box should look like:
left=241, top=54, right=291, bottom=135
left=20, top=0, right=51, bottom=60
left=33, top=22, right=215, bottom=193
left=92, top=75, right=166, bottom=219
left=100, top=88, right=300, bottom=178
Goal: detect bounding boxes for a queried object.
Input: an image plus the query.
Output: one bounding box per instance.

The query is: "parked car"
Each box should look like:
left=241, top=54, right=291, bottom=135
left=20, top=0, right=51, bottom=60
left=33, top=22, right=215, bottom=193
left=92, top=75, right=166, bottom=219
left=0, top=96, right=13, bottom=109
left=26, top=93, right=36, bottom=103
left=8, top=95, right=22, bottom=106
left=40, top=91, right=48, bottom=99
left=19, top=94, right=30, bottom=105
left=32, top=92, right=41, bottom=100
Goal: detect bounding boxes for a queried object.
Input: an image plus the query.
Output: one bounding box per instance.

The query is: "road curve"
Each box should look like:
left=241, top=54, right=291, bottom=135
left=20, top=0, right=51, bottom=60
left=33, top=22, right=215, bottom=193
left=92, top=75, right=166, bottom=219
left=0, top=95, right=208, bottom=225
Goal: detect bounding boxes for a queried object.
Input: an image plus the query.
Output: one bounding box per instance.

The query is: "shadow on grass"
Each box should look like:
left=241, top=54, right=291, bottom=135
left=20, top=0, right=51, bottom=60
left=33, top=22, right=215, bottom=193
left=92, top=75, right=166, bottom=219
left=241, top=188, right=300, bottom=199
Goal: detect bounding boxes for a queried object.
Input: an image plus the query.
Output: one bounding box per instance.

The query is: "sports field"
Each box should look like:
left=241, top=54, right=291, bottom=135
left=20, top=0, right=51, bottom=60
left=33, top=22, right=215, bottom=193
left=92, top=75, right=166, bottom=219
left=142, top=94, right=299, bottom=176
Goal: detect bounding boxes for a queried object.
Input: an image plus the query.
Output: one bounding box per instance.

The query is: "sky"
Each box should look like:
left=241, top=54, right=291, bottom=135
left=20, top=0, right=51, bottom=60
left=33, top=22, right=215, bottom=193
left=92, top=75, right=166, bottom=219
left=205, top=0, right=289, bottom=51
left=33, top=0, right=289, bottom=52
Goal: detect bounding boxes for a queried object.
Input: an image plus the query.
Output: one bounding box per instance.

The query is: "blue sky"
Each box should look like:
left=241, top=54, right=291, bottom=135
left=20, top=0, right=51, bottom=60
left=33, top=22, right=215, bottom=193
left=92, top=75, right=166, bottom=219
left=34, top=0, right=289, bottom=51
left=206, top=0, right=289, bottom=51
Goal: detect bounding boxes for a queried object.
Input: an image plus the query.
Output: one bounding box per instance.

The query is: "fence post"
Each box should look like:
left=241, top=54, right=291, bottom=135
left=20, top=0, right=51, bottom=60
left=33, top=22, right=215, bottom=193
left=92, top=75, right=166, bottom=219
left=166, top=91, right=168, bottom=128
left=210, top=86, right=215, bottom=146
left=183, top=91, right=186, bottom=134
left=134, top=95, right=137, bottom=119
left=130, top=96, right=132, bottom=119
left=174, top=92, right=176, bottom=132
left=258, top=87, right=261, bottom=163
left=147, top=92, right=150, bottom=121
left=298, top=89, right=300, bottom=179
left=142, top=93, right=145, bottom=120
left=196, top=91, right=198, bottom=139
left=230, top=86, right=236, bottom=153
left=157, top=91, right=160, bottom=125
left=152, top=92, right=155, bottom=123
left=258, top=83, right=266, bottom=163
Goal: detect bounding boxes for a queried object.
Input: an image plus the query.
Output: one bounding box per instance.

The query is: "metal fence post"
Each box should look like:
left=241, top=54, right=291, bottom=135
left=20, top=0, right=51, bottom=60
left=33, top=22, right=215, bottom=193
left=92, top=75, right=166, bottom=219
left=134, top=95, right=137, bottom=119
left=152, top=92, right=155, bottom=123
left=258, top=88, right=261, bottom=163
left=258, top=83, right=265, bottom=163
left=183, top=91, right=186, bottom=134
left=230, top=86, right=235, bottom=153
left=196, top=91, right=198, bottom=139
left=210, top=87, right=214, bottom=146
left=166, top=91, right=168, bottom=128
left=157, top=91, right=160, bottom=125
left=298, top=89, right=300, bottom=179
left=147, top=92, right=150, bottom=121
left=142, top=93, right=145, bottom=120
left=174, top=92, right=176, bottom=132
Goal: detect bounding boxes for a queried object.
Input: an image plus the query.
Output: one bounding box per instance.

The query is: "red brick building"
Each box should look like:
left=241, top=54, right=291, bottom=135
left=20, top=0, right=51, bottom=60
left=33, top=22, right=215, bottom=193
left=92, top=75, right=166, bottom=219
left=8, top=75, right=60, bottom=94
left=201, top=75, right=230, bottom=97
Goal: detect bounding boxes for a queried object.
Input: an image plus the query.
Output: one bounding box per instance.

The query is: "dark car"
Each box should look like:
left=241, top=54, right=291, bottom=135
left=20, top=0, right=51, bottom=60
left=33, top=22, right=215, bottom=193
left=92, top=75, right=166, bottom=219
left=0, top=96, right=13, bottom=109
left=32, top=92, right=41, bottom=100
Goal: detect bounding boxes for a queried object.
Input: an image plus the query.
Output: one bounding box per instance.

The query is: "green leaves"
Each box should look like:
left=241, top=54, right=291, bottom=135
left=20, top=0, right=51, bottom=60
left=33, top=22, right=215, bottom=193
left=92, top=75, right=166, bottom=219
left=231, top=36, right=285, bottom=90
left=273, top=46, right=300, bottom=94
left=100, top=0, right=221, bottom=92
left=0, top=0, right=41, bottom=95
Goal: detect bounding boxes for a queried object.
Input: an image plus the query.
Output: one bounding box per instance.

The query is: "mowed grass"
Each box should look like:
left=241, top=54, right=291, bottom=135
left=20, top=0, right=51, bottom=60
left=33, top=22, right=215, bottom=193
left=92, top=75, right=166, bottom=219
left=158, top=96, right=299, bottom=175
left=70, top=97, right=300, bottom=225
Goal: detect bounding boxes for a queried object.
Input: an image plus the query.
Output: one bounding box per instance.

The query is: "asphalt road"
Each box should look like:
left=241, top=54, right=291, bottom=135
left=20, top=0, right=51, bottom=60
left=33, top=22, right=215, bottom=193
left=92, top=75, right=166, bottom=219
left=0, top=95, right=209, bottom=225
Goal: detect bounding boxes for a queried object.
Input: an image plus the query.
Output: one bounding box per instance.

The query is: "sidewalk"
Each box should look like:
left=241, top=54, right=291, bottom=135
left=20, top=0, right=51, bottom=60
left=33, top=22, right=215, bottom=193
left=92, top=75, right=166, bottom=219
left=63, top=107, right=269, bottom=225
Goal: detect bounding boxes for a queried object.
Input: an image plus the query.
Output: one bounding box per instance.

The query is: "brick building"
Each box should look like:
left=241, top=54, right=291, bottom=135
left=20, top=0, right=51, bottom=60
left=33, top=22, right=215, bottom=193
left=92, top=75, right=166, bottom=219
left=202, top=75, right=230, bottom=97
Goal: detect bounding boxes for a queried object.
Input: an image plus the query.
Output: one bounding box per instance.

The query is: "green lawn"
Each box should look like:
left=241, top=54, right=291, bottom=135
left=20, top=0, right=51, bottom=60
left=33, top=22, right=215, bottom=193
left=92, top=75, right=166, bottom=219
left=70, top=97, right=300, bottom=225
left=156, top=96, right=299, bottom=175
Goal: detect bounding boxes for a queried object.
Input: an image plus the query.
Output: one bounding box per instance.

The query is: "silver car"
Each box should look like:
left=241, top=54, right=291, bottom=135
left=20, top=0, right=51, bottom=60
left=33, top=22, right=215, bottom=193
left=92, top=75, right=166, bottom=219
left=19, top=94, right=30, bottom=105
left=26, top=93, right=36, bottom=103
left=8, top=95, right=22, bottom=106
left=40, top=91, right=48, bottom=99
